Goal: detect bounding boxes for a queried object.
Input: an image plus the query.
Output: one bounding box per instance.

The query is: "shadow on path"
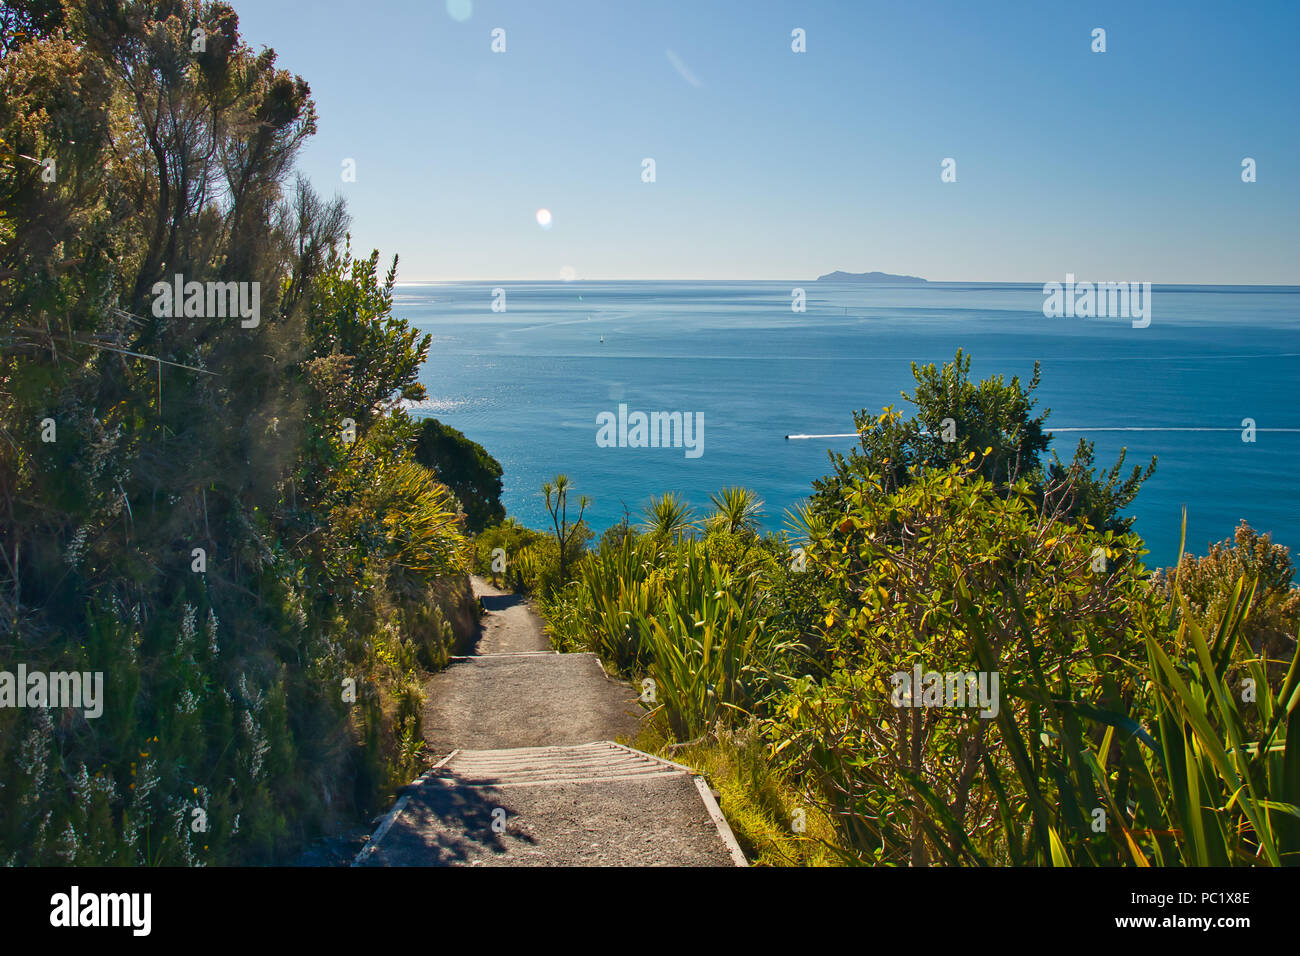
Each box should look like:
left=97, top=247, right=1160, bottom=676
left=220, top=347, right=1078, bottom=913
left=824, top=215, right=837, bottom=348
left=360, top=781, right=539, bottom=866
left=478, top=591, right=525, bottom=614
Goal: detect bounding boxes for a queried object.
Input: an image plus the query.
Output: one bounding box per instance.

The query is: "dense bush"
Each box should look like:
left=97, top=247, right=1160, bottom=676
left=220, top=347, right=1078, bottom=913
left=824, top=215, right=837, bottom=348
left=1156, top=521, right=1300, bottom=672
left=536, top=362, right=1299, bottom=867
left=0, top=1, right=470, bottom=864
left=811, top=349, right=1156, bottom=538
left=413, top=418, right=504, bottom=534
left=475, top=518, right=547, bottom=592
left=540, top=491, right=803, bottom=731
left=771, top=459, right=1157, bottom=864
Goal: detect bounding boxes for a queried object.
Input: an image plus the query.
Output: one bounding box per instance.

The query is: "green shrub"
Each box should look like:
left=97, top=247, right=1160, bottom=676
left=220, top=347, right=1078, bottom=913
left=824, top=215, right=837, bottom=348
left=0, top=14, right=471, bottom=864
left=768, top=458, right=1157, bottom=865
left=811, top=349, right=1155, bottom=538
left=412, top=418, right=505, bottom=533
left=474, top=519, right=547, bottom=590
left=1155, top=520, right=1300, bottom=676
left=637, top=541, right=800, bottom=740
left=768, top=457, right=1300, bottom=867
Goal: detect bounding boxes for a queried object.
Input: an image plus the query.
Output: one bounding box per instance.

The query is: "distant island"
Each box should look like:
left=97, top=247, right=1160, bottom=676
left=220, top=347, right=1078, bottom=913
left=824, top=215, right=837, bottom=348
left=816, top=270, right=928, bottom=284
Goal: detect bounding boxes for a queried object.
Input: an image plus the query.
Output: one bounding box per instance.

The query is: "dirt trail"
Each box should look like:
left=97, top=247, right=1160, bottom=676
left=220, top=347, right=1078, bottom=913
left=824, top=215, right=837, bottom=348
left=468, top=576, right=551, bottom=654
left=355, top=576, right=746, bottom=866
left=420, top=576, right=643, bottom=753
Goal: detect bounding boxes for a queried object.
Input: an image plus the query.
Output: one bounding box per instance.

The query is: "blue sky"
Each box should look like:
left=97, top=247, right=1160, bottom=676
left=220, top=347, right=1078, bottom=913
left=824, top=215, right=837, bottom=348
left=237, top=0, right=1299, bottom=282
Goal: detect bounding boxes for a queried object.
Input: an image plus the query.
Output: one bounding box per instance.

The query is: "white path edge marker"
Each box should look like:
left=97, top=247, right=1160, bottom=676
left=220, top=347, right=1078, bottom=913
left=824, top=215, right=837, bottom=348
left=692, top=776, right=750, bottom=868
left=609, top=741, right=749, bottom=867
left=352, top=749, right=460, bottom=866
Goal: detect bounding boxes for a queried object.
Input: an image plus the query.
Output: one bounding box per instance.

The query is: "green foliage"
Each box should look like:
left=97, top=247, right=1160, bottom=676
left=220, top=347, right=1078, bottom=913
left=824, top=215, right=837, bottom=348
left=306, top=242, right=430, bottom=422
left=771, top=458, right=1156, bottom=864
left=474, top=518, right=546, bottom=591
left=637, top=541, right=798, bottom=740
left=597, top=516, right=636, bottom=552
left=412, top=417, right=504, bottom=534
left=1156, top=520, right=1300, bottom=672
left=1045, top=439, right=1157, bottom=538
left=405, top=599, right=457, bottom=670
left=0, top=2, right=471, bottom=864
left=533, top=360, right=1294, bottom=868
left=958, top=523, right=1300, bottom=867
left=812, top=349, right=1155, bottom=536
left=540, top=498, right=799, bottom=734
left=475, top=514, right=590, bottom=600
left=640, top=491, right=697, bottom=547
left=1139, top=574, right=1299, bottom=865
left=706, top=486, right=765, bottom=537
left=768, top=462, right=1300, bottom=867
left=549, top=530, right=654, bottom=667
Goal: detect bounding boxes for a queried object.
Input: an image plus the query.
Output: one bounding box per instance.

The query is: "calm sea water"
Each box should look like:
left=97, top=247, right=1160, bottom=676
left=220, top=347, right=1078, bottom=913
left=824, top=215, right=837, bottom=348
left=403, top=281, right=1300, bottom=570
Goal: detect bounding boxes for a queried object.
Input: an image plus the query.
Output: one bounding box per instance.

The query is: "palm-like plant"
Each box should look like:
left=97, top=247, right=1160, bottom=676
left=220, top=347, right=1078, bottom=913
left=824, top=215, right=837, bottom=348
left=959, top=511, right=1300, bottom=867
left=783, top=499, right=829, bottom=548
left=1130, top=514, right=1300, bottom=866
left=542, top=473, right=589, bottom=586
left=708, top=486, right=765, bottom=536
left=641, top=492, right=696, bottom=543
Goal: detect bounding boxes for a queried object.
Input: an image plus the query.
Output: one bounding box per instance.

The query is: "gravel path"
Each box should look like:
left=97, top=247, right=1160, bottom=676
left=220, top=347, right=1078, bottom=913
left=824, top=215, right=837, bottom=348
left=421, top=576, right=643, bottom=753
left=356, top=576, right=747, bottom=866
left=357, top=743, right=740, bottom=867
left=469, top=576, right=551, bottom=654
left=421, top=653, right=644, bottom=752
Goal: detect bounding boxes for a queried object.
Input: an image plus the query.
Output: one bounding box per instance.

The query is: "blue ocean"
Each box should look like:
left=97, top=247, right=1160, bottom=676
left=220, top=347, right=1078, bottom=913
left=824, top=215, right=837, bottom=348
left=403, top=281, right=1300, bottom=570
